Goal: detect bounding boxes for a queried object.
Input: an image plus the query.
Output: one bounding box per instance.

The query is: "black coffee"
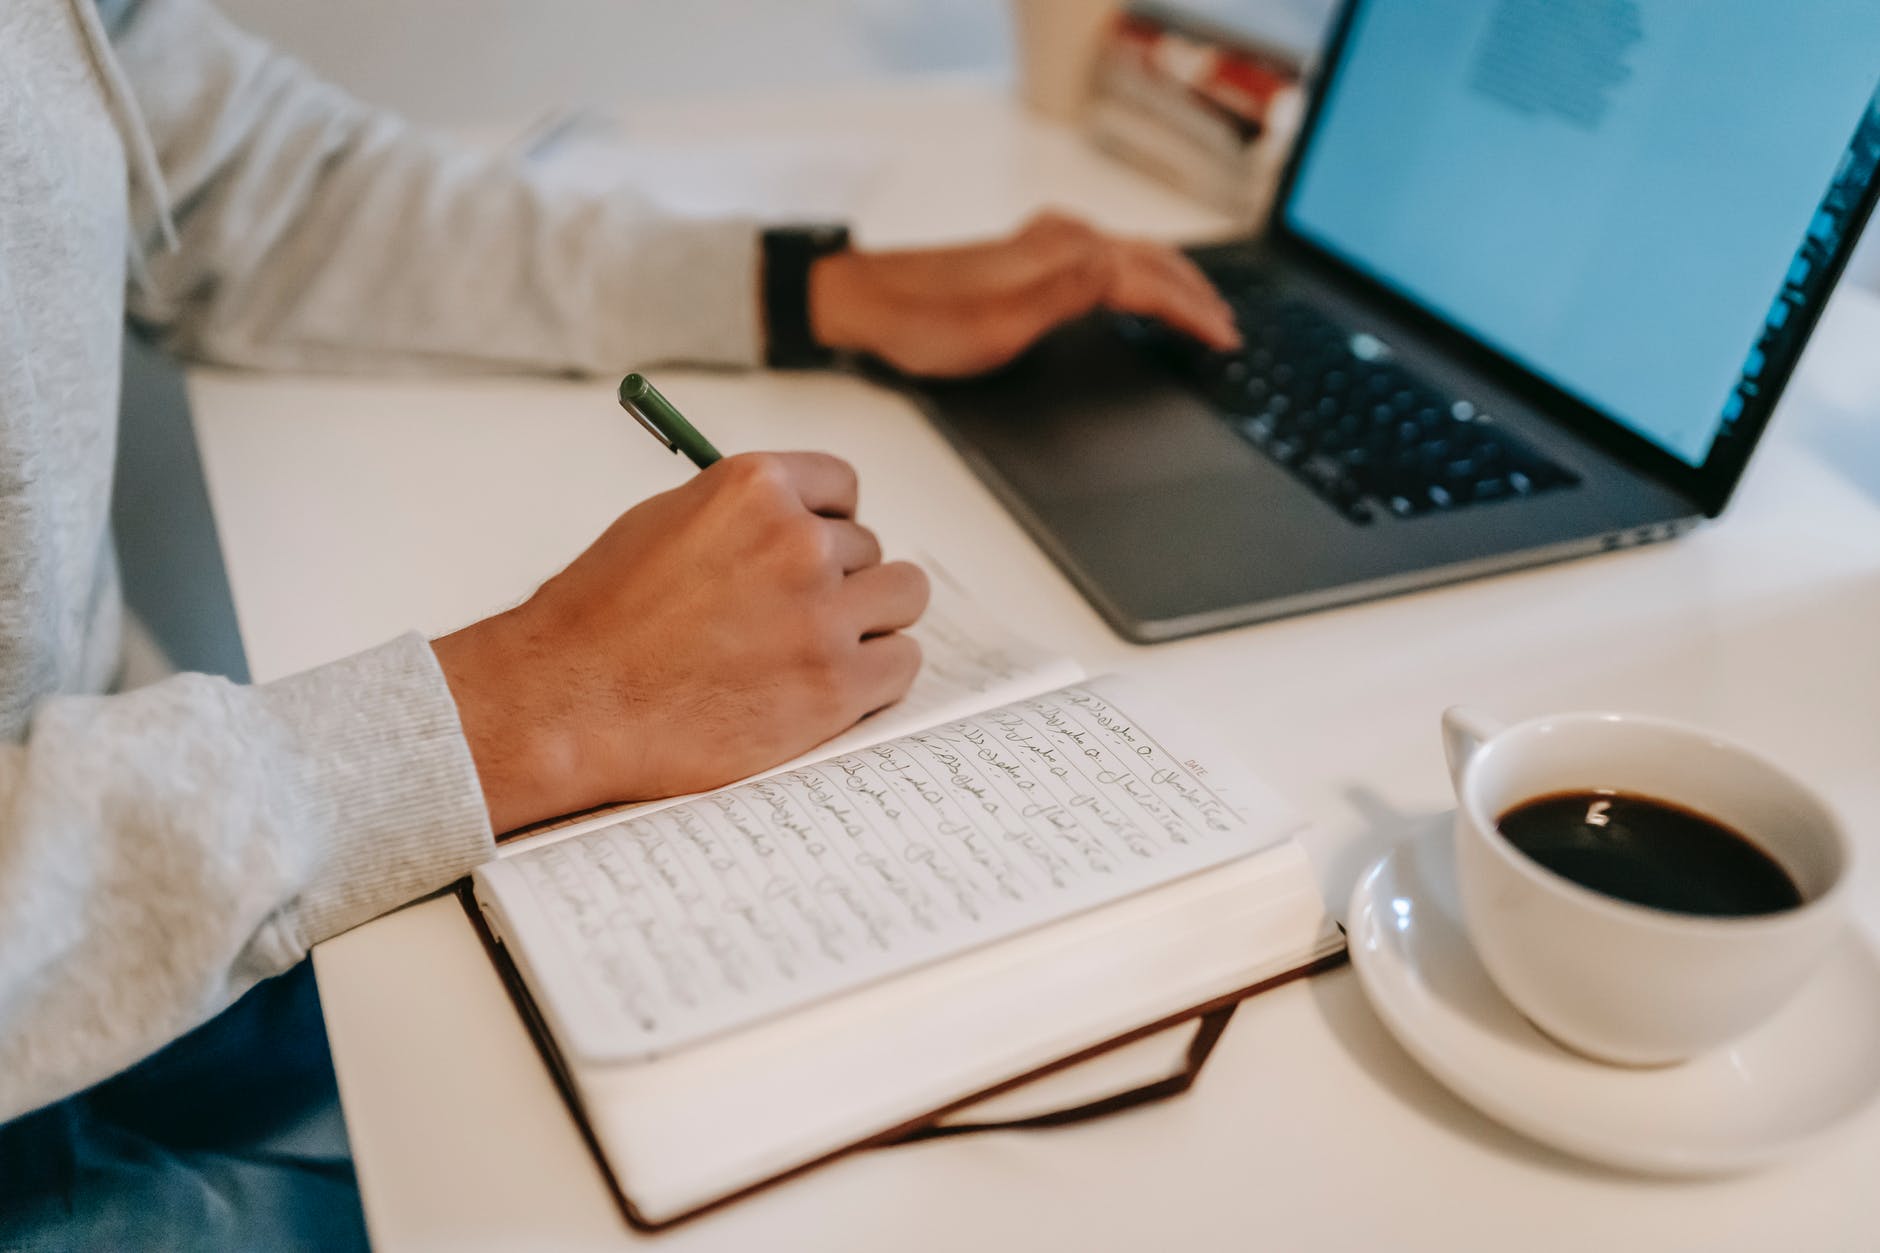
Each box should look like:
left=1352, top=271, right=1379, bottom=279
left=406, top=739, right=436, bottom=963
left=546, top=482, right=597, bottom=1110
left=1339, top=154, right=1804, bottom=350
left=1496, top=790, right=1803, bottom=917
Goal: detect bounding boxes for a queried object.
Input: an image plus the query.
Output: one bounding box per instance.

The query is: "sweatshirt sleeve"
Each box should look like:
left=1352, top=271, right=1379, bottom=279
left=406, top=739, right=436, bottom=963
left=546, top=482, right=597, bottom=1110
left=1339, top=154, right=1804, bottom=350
left=111, top=0, right=764, bottom=374
left=0, top=634, right=493, bottom=1123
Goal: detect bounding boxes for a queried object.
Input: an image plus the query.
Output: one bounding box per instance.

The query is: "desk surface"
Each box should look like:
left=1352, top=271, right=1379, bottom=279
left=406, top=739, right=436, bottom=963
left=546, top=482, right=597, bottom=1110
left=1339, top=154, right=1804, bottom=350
left=187, top=77, right=1880, bottom=1252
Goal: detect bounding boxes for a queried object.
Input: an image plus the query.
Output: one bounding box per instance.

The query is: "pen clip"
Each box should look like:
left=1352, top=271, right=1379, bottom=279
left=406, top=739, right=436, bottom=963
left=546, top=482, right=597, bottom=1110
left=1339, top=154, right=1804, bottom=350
left=619, top=396, right=680, bottom=454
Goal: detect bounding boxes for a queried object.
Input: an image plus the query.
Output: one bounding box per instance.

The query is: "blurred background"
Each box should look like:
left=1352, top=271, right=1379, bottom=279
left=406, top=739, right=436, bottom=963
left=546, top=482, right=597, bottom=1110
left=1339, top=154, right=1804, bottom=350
left=214, top=0, right=1876, bottom=287
left=220, top=0, right=1017, bottom=125
left=215, top=0, right=1322, bottom=124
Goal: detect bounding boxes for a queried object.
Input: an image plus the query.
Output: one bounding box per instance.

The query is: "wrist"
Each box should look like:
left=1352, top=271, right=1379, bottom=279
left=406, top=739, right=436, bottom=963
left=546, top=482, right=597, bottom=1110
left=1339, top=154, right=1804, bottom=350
left=431, top=610, right=578, bottom=835
left=807, top=249, right=872, bottom=354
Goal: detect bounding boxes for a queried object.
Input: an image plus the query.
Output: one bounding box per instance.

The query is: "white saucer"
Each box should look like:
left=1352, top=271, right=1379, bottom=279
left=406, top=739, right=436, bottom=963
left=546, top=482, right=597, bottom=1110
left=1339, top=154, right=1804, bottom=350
left=1347, top=822, right=1880, bottom=1175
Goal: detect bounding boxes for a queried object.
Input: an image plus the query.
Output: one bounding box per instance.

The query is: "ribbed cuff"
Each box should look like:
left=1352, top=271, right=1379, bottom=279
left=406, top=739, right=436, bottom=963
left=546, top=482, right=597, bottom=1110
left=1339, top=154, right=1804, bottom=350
left=593, top=213, right=765, bottom=369
left=259, top=633, right=494, bottom=950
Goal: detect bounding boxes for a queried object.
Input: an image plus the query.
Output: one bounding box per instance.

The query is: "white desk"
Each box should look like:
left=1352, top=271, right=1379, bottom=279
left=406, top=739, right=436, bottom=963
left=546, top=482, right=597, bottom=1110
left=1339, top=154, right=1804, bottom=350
left=187, top=78, right=1880, bottom=1252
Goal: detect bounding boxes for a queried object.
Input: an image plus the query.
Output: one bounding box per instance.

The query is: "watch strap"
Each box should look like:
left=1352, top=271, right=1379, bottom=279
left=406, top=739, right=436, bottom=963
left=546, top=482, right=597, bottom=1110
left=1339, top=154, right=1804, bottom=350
left=760, top=224, right=852, bottom=369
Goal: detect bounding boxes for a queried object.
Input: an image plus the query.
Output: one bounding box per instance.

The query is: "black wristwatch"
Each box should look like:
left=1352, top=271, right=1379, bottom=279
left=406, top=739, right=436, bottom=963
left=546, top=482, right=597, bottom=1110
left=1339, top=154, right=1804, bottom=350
left=760, top=224, right=852, bottom=369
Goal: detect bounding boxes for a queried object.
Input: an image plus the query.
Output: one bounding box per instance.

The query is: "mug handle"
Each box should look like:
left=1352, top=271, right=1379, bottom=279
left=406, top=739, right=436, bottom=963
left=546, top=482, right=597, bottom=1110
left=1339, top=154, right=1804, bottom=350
left=1442, top=706, right=1507, bottom=792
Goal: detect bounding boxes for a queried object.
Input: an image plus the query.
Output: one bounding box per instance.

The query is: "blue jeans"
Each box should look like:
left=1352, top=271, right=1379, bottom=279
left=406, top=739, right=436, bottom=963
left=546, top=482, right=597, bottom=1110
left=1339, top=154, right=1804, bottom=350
left=0, top=961, right=368, bottom=1253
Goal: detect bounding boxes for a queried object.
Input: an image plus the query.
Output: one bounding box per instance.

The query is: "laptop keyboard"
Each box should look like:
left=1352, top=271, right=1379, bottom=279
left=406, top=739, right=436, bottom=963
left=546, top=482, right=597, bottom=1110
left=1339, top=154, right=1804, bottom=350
left=1118, top=275, right=1580, bottom=524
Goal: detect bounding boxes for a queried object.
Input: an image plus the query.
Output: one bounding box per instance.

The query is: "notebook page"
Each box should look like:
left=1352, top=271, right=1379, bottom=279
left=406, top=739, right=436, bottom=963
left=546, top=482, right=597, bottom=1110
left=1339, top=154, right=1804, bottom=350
left=815, top=559, right=1086, bottom=756
left=588, top=844, right=1332, bottom=1222
left=495, top=564, right=1082, bottom=856
left=475, top=676, right=1301, bottom=1062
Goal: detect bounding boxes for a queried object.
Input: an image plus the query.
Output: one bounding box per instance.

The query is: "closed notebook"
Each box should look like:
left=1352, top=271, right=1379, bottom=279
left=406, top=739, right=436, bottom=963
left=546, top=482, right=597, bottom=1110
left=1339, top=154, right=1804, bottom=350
left=469, top=579, right=1342, bottom=1229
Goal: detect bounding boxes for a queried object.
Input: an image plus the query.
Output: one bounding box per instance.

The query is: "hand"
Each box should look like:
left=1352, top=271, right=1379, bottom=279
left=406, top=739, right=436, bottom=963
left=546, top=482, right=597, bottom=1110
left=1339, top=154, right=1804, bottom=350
left=807, top=211, right=1242, bottom=378
left=432, top=452, right=929, bottom=833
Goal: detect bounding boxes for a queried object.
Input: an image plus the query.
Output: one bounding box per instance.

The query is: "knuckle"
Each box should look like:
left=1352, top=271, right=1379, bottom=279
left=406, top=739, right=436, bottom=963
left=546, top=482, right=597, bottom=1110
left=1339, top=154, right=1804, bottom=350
left=767, top=513, right=831, bottom=575
left=795, top=624, right=853, bottom=692
left=1020, top=210, right=1064, bottom=238
left=1024, top=209, right=1080, bottom=239
left=721, top=452, right=791, bottom=499
left=874, top=634, right=922, bottom=704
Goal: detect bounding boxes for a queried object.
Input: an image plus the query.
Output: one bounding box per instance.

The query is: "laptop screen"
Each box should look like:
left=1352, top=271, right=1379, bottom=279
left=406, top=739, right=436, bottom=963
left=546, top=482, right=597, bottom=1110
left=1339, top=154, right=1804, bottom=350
left=1282, top=0, right=1880, bottom=467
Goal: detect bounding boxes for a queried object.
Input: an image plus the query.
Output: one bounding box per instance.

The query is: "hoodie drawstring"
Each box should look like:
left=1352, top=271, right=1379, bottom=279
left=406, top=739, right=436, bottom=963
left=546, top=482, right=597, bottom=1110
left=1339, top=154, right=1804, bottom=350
left=66, top=0, right=180, bottom=285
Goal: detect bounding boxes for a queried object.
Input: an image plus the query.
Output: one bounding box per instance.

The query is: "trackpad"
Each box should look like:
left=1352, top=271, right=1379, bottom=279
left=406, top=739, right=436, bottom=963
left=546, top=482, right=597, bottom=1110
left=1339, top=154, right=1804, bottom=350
left=922, top=318, right=1250, bottom=499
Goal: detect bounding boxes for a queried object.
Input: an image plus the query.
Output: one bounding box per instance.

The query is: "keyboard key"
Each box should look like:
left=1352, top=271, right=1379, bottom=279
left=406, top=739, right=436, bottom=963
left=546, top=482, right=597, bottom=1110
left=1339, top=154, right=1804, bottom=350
left=1123, top=276, right=1579, bottom=525
left=1303, top=454, right=1345, bottom=489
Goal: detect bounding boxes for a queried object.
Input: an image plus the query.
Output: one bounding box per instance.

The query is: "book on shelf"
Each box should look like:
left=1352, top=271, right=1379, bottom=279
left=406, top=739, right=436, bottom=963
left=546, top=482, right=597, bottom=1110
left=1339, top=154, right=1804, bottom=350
left=468, top=570, right=1343, bottom=1229
left=1085, top=2, right=1308, bottom=224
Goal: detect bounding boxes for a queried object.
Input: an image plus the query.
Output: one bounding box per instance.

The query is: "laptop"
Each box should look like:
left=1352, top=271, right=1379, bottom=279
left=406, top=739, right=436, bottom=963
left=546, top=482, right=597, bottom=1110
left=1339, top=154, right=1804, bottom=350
left=919, top=0, right=1880, bottom=642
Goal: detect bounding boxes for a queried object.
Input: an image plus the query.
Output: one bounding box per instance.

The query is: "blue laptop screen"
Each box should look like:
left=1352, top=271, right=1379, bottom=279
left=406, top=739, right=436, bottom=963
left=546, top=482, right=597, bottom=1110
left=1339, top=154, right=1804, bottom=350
left=1283, top=0, right=1880, bottom=466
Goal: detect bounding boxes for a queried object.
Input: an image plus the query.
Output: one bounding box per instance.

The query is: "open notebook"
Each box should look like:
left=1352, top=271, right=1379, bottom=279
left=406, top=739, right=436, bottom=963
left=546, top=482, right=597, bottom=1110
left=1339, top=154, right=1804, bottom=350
left=468, top=574, right=1342, bottom=1229
left=494, top=565, right=1086, bottom=856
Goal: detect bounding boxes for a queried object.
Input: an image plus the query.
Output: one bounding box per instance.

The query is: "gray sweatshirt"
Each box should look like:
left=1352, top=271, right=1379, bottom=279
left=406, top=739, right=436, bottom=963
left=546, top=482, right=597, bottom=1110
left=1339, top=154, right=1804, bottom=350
left=0, top=0, right=764, bottom=1122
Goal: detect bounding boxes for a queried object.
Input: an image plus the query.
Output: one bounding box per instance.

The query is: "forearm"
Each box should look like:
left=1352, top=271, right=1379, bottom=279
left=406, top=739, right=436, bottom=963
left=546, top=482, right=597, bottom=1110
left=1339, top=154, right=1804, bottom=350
left=0, top=635, right=490, bottom=1122
left=113, top=0, right=763, bottom=375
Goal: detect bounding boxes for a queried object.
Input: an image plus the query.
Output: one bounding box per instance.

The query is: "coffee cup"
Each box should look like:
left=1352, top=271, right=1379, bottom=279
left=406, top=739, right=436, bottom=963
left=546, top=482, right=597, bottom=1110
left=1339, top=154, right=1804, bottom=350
left=1443, top=706, right=1851, bottom=1066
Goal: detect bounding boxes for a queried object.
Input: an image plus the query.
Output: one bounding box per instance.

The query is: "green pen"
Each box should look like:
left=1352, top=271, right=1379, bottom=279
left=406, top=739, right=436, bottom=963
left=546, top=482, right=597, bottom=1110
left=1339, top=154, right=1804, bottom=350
left=618, top=372, right=721, bottom=469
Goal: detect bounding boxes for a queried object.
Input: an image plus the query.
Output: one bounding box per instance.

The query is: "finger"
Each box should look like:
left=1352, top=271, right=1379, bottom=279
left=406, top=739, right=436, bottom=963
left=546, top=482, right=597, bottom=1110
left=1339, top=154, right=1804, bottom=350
left=848, top=631, right=924, bottom=718
left=1136, top=242, right=1237, bottom=323
left=840, top=560, right=931, bottom=637
left=969, top=236, right=1235, bottom=370
left=821, top=518, right=883, bottom=574
left=1117, top=241, right=1241, bottom=345
left=1106, top=244, right=1242, bottom=350
left=1150, top=246, right=1240, bottom=336
left=767, top=451, right=860, bottom=518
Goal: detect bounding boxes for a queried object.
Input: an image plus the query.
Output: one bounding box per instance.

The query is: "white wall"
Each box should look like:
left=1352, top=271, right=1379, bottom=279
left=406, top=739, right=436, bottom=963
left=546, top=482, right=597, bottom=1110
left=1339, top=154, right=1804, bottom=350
left=217, top=0, right=1015, bottom=126
left=218, top=0, right=1876, bottom=291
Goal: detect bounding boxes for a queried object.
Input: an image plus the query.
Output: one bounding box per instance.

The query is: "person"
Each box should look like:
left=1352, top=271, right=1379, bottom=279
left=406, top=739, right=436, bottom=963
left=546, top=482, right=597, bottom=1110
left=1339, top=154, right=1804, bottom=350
left=0, top=0, right=1240, bottom=1245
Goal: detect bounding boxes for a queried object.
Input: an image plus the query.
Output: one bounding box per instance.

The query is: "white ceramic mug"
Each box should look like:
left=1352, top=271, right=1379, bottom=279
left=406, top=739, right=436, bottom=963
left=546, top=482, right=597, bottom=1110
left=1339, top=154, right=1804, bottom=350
left=1444, top=707, right=1852, bottom=1066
